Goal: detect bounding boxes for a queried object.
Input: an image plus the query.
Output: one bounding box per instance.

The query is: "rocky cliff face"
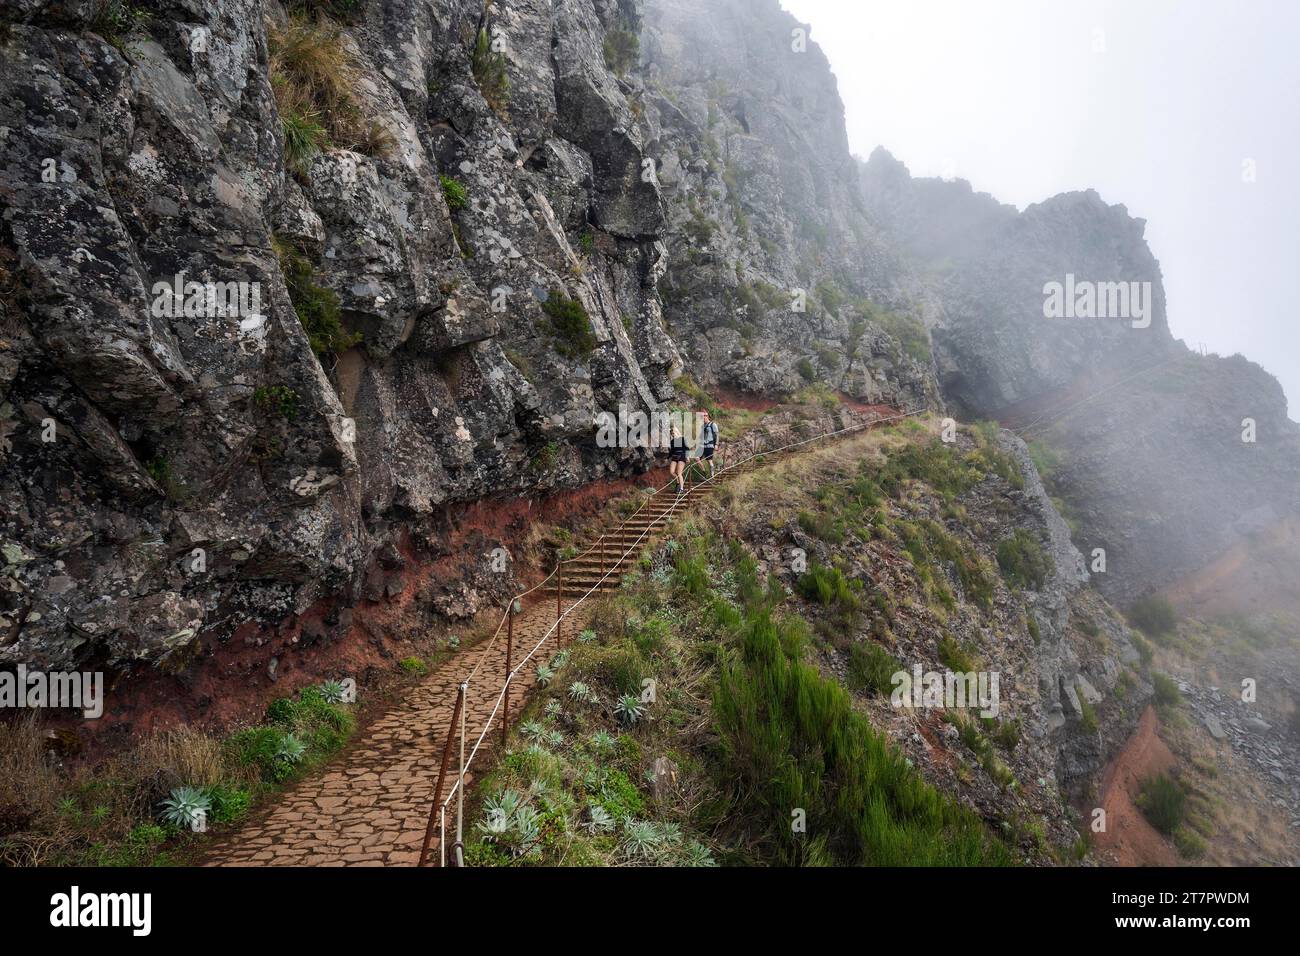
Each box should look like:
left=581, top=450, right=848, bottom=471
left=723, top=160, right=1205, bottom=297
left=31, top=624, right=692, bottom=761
left=0, top=0, right=940, bottom=672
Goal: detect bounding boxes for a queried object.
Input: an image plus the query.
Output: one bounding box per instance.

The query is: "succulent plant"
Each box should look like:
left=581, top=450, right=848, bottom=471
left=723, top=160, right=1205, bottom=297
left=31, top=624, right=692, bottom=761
left=584, top=804, right=615, bottom=834
left=545, top=700, right=563, bottom=719
left=550, top=649, right=570, bottom=670
left=513, top=805, right=542, bottom=850
left=319, top=679, right=347, bottom=703
left=568, top=680, right=595, bottom=703
left=520, top=720, right=546, bottom=740
left=545, top=729, right=565, bottom=748
left=275, top=732, right=307, bottom=764
left=160, top=786, right=212, bottom=830
left=589, top=730, right=616, bottom=751
left=447, top=635, right=460, bottom=649
left=615, top=694, right=645, bottom=725
left=620, top=818, right=662, bottom=860
left=578, top=629, right=597, bottom=643
left=682, top=841, right=717, bottom=867
left=535, top=663, right=555, bottom=686
left=478, top=789, right=524, bottom=841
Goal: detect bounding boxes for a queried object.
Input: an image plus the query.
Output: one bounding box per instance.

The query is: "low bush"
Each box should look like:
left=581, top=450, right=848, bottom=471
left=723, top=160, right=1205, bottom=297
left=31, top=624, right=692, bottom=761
left=1128, top=595, right=1178, bottom=639
left=542, top=293, right=596, bottom=358
left=1137, top=774, right=1186, bottom=835
left=846, top=642, right=900, bottom=695
left=996, top=529, right=1053, bottom=590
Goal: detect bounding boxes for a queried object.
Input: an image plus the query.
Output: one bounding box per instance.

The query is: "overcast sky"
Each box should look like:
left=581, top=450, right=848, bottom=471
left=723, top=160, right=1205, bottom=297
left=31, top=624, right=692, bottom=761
left=781, top=0, right=1299, bottom=416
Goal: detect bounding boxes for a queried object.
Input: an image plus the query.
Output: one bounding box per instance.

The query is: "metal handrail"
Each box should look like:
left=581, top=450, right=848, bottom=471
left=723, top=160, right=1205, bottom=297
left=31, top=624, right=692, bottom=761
left=418, top=402, right=928, bottom=865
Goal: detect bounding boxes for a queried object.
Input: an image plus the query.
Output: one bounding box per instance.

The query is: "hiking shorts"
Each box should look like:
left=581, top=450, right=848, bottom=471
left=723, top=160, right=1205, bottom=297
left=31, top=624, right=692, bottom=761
left=700, top=445, right=716, bottom=460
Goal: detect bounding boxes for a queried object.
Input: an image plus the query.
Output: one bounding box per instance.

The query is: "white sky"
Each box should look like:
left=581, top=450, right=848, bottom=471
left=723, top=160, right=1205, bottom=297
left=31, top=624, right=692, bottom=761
left=781, top=0, right=1300, bottom=416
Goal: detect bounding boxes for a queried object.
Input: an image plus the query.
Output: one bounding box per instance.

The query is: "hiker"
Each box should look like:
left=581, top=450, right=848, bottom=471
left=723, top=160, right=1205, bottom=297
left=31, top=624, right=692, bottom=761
left=696, top=409, right=719, bottom=478
left=668, top=422, right=690, bottom=494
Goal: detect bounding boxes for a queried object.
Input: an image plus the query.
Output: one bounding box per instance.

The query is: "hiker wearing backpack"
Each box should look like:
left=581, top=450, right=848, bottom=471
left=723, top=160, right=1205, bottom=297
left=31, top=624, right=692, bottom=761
left=697, top=409, right=719, bottom=479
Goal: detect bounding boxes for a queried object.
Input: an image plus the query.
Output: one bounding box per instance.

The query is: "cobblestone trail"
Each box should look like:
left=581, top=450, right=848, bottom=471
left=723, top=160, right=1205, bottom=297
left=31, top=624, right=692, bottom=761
left=200, top=595, right=577, bottom=866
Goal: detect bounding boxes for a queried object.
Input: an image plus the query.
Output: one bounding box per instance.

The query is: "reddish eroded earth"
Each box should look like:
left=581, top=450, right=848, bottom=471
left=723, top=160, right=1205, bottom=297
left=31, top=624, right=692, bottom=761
left=51, top=468, right=672, bottom=761
left=1091, top=706, right=1179, bottom=866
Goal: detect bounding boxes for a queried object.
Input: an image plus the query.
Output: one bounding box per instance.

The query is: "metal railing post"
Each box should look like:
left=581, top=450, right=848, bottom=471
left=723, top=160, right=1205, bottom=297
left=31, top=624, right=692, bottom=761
left=454, top=680, right=466, bottom=866
left=502, top=601, right=514, bottom=751
left=419, top=685, right=465, bottom=867
left=556, top=560, right=563, bottom=646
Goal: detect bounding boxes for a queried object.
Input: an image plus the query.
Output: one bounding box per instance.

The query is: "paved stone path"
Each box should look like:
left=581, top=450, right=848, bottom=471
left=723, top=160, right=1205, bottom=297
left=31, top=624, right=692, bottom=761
left=200, top=595, right=579, bottom=866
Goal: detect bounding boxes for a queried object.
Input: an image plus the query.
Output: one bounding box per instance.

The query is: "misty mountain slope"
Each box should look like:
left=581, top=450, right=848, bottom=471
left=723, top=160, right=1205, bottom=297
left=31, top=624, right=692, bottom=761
left=860, top=147, right=1300, bottom=606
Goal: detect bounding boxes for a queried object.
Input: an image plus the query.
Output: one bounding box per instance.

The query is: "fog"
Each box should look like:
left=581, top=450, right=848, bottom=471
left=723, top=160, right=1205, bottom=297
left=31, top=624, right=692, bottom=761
left=782, top=0, right=1300, bottom=416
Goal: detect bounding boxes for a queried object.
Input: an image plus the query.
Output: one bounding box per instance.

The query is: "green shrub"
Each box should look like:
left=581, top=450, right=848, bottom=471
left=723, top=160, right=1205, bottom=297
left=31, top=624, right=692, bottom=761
left=795, top=357, right=816, bottom=382
left=1130, top=631, right=1155, bottom=665
left=938, top=634, right=977, bottom=673
left=864, top=303, right=931, bottom=363
left=603, top=28, right=640, bottom=76
left=713, top=605, right=1008, bottom=865
left=877, top=440, right=981, bottom=501
left=897, top=518, right=993, bottom=609
left=1174, top=828, right=1206, bottom=859
left=228, top=685, right=355, bottom=784
left=209, top=785, right=252, bottom=825
left=1027, top=440, right=1061, bottom=480
left=996, top=529, right=1053, bottom=590
left=1078, top=697, right=1098, bottom=734
left=253, top=385, right=299, bottom=419
left=797, top=561, right=857, bottom=608
left=797, top=509, right=844, bottom=544
left=1152, top=672, right=1182, bottom=708
left=89, top=0, right=151, bottom=53
left=1128, top=596, right=1178, bottom=638
left=399, top=656, right=429, bottom=675
left=471, top=28, right=509, bottom=112
left=439, top=174, right=468, bottom=212
left=279, top=108, right=328, bottom=175
left=542, top=292, right=596, bottom=358
left=984, top=717, right=1022, bottom=750
left=273, top=237, right=361, bottom=356
left=846, top=642, right=900, bottom=695
left=1137, top=774, right=1186, bottom=835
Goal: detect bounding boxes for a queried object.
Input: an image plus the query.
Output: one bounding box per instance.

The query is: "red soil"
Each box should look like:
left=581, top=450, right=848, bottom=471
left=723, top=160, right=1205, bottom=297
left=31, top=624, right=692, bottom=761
left=711, top=387, right=779, bottom=412
left=1091, top=706, right=1179, bottom=866
left=55, top=468, right=674, bottom=758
